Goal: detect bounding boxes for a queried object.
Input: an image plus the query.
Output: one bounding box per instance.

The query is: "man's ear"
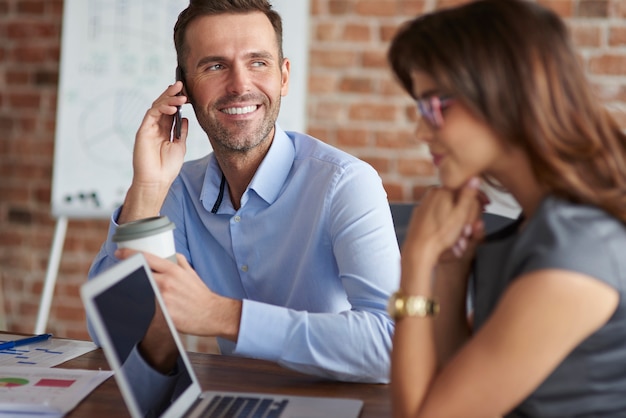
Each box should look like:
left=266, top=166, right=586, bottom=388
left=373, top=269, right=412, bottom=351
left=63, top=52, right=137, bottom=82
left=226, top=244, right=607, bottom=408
left=280, top=57, right=290, bottom=97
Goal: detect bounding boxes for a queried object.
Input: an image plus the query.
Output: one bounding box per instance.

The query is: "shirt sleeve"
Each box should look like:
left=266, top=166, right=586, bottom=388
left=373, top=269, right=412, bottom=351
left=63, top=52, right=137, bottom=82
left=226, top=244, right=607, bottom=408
left=121, top=345, right=181, bottom=417
left=86, top=207, right=124, bottom=345
left=234, top=162, right=400, bottom=383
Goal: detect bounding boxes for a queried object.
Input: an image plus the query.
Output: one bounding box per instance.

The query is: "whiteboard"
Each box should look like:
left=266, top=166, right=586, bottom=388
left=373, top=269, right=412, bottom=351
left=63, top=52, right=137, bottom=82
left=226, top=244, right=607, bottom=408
left=52, top=0, right=310, bottom=219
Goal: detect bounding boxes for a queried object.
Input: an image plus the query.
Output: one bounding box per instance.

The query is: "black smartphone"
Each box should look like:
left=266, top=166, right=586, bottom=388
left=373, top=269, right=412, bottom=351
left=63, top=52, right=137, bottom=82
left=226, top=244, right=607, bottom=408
left=174, top=66, right=183, bottom=139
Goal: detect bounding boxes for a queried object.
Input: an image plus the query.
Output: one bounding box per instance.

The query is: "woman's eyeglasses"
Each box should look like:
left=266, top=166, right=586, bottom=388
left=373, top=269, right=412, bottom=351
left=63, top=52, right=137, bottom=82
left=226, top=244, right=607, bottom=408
left=415, top=95, right=455, bottom=129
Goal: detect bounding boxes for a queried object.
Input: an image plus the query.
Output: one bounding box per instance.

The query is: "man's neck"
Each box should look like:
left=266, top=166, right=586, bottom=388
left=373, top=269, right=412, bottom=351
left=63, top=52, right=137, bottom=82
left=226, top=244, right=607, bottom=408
left=213, top=139, right=273, bottom=210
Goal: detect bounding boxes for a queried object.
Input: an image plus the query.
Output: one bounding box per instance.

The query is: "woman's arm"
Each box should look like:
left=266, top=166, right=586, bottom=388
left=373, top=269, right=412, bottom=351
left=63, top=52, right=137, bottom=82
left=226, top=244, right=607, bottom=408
left=391, top=182, right=483, bottom=416
left=391, top=183, right=619, bottom=417
left=432, top=259, right=474, bottom=369
left=416, top=269, right=617, bottom=417
left=394, top=241, right=618, bottom=417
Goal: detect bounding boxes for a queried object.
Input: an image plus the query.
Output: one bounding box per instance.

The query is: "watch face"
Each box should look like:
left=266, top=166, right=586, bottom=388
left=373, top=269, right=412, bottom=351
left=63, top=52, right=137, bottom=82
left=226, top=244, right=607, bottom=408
left=387, top=292, right=438, bottom=320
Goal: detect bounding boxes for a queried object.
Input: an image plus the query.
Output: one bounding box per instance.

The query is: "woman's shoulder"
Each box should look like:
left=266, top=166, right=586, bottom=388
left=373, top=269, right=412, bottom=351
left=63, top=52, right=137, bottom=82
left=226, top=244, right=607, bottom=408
left=527, top=196, right=624, bottom=242
left=517, top=195, right=626, bottom=289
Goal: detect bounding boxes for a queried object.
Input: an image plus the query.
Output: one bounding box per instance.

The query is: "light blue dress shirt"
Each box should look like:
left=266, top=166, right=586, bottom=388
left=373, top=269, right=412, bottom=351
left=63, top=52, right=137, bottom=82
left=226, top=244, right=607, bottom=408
left=88, top=125, right=400, bottom=383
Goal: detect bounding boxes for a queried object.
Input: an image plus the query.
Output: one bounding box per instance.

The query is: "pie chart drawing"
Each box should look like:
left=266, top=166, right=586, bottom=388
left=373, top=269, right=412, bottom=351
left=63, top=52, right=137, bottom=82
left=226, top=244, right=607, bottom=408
left=78, top=90, right=148, bottom=168
left=0, top=377, right=29, bottom=387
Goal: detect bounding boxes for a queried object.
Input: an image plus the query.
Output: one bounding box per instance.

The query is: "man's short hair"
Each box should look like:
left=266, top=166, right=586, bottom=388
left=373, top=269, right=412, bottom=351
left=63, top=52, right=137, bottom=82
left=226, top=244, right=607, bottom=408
left=174, top=0, right=284, bottom=71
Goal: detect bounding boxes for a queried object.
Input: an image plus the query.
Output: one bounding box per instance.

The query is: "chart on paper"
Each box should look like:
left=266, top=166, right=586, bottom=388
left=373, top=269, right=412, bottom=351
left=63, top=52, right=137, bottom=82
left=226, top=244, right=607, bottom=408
left=0, top=334, right=97, bottom=368
left=0, top=366, right=113, bottom=417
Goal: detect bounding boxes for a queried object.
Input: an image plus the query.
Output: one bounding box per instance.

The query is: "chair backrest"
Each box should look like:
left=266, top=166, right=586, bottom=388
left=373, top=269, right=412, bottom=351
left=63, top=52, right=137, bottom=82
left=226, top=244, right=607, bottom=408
left=389, top=202, right=516, bottom=247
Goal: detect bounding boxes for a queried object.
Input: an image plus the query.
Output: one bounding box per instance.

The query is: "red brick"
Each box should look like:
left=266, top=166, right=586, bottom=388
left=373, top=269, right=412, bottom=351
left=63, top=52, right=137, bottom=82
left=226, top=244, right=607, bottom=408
left=336, top=128, right=369, bottom=147
left=338, top=76, right=374, bottom=94
left=375, top=130, right=417, bottom=148
left=398, top=158, right=436, bottom=177
left=380, top=24, right=401, bottom=43
left=310, top=48, right=359, bottom=68
left=570, top=24, right=602, bottom=48
left=383, top=182, right=404, bottom=201
left=328, top=0, right=352, bottom=15
left=614, top=1, right=626, bottom=18
left=312, top=101, right=345, bottom=122
left=538, top=0, right=575, bottom=17
left=8, top=92, right=40, bottom=109
left=588, top=54, right=626, bottom=75
left=400, top=1, right=427, bottom=15
left=348, top=103, right=396, bottom=121
left=306, top=127, right=332, bottom=143
left=6, top=21, right=58, bottom=38
left=342, top=23, right=372, bottom=42
left=362, top=49, right=388, bottom=68
left=577, top=0, right=609, bottom=18
left=314, top=22, right=339, bottom=42
left=609, top=26, right=626, bottom=47
left=355, top=0, right=398, bottom=17
left=361, top=156, right=390, bottom=173
left=308, top=73, right=338, bottom=94
left=5, top=70, right=31, bottom=85
left=17, top=1, right=46, bottom=15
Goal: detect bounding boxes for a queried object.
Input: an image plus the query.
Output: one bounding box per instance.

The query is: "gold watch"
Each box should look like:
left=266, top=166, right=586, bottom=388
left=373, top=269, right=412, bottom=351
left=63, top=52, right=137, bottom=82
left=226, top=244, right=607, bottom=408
left=387, top=291, right=439, bottom=321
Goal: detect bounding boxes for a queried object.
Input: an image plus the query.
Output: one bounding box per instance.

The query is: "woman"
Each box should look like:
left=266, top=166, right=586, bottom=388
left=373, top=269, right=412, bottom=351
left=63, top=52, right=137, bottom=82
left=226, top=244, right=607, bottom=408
left=386, top=0, right=626, bottom=416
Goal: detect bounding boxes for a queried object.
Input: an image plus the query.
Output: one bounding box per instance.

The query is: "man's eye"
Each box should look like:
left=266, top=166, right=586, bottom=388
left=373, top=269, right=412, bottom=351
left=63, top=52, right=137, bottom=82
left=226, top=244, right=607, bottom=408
left=251, top=61, right=266, bottom=67
left=207, top=64, right=223, bottom=71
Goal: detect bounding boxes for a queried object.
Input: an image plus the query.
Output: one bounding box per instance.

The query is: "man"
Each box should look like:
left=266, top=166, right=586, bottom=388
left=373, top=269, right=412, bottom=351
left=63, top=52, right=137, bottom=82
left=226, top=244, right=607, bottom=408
left=88, top=0, right=399, bottom=384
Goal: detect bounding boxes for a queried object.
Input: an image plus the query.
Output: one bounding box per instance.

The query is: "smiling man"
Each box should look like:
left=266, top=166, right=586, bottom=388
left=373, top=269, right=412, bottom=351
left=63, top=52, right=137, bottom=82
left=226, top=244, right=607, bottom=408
left=87, top=0, right=399, bottom=385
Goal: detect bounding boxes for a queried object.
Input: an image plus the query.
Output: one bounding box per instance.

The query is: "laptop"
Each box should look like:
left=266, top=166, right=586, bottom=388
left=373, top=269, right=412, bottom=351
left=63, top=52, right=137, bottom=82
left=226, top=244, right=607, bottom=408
left=81, top=253, right=364, bottom=418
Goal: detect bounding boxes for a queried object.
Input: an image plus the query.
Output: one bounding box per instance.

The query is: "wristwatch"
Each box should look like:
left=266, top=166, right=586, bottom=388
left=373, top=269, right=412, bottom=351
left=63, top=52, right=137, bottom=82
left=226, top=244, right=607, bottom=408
left=387, top=291, right=439, bottom=321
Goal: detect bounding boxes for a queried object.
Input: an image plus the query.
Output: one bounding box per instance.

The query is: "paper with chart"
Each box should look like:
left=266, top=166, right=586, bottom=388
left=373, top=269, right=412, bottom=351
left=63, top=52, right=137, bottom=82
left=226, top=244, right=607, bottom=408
left=0, top=335, right=97, bottom=368
left=0, top=366, right=113, bottom=417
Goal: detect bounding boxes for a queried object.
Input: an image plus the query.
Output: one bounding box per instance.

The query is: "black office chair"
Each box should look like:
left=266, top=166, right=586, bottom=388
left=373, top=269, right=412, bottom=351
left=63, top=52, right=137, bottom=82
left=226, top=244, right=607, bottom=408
left=389, top=202, right=516, bottom=247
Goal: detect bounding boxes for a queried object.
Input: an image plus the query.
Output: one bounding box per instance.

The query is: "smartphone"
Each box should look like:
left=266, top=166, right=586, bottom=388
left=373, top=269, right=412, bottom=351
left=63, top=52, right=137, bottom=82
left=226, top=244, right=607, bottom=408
left=173, top=66, right=183, bottom=139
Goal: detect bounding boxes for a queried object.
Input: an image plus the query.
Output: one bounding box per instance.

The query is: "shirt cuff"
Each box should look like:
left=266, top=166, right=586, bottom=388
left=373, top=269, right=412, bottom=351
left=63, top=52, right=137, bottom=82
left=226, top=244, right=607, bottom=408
left=100, top=206, right=122, bottom=257
left=122, top=345, right=180, bottom=415
left=234, top=299, right=290, bottom=360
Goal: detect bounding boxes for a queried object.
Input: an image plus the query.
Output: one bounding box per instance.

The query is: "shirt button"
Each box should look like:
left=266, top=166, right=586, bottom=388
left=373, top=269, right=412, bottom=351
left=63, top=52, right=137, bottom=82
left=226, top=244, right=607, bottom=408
left=241, top=265, right=248, bottom=272
left=234, top=215, right=241, bottom=222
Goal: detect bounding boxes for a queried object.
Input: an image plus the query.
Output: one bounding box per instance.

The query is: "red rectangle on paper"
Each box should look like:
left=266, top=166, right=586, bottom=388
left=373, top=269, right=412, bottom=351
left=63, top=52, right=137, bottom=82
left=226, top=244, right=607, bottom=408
left=35, top=378, right=76, bottom=388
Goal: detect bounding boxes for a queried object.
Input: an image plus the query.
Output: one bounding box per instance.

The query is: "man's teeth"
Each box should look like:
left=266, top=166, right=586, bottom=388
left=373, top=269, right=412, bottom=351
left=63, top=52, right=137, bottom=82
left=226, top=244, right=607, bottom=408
left=222, top=105, right=256, bottom=115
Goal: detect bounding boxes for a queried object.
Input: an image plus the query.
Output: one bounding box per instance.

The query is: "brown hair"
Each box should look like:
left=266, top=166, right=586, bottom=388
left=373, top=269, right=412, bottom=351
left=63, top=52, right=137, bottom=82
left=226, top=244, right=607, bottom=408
left=174, top=0, right=284, bottom=71
left=388, top=0, right=626, bottom=223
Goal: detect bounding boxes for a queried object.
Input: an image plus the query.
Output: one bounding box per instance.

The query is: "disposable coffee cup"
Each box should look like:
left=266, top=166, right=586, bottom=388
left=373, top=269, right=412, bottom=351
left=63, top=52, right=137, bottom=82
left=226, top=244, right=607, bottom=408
left=113, top=216, right=177, bottom=263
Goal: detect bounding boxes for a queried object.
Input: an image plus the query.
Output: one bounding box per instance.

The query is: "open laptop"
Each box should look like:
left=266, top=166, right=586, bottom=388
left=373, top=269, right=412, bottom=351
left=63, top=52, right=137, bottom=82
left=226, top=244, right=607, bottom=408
left=81, top=253, right=364, bottom=418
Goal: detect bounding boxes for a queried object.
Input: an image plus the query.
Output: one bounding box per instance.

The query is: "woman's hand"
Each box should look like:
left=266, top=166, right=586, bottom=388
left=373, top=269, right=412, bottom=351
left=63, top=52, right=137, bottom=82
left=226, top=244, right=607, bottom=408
left=402, top=178, right=484, bottom=269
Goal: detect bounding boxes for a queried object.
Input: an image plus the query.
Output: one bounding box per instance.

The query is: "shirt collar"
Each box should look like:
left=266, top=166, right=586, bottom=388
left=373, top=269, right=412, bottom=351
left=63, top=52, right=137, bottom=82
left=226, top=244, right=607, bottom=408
left=249, top=125, right=294, bottom=205
left=201, top=124, right=295, bottom=211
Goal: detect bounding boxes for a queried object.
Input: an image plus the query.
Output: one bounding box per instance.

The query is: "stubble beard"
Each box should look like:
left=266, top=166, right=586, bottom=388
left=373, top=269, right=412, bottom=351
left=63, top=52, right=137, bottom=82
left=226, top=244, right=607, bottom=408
left=198, top=94, right=281, bottom=154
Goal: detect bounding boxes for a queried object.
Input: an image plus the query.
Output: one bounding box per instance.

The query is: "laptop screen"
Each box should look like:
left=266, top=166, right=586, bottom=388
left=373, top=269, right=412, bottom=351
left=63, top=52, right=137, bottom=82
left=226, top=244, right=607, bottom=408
left=84, top=255, right=199, bottom=418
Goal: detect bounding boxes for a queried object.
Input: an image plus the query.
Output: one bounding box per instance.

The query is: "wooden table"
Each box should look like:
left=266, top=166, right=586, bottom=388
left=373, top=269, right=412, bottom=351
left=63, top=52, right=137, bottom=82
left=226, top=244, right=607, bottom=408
left=60, top=348, right=391, bottom=417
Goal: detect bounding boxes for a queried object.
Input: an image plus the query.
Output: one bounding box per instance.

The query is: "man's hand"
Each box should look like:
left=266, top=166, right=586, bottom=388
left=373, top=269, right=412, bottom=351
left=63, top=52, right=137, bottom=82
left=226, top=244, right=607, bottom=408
left=115, top=248, right=243, bottom=342
left=119, top=82, right=189, bottom=224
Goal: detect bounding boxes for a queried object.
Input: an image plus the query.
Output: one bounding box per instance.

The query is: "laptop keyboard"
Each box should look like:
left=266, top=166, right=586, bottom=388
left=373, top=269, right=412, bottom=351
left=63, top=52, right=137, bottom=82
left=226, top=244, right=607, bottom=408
left=202, top=395, right=289, bottom=418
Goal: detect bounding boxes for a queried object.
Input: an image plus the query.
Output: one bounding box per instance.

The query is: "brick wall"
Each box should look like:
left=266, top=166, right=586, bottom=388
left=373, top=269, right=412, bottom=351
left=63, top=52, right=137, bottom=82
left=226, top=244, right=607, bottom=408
left=1, top=0, right=625, bottom=348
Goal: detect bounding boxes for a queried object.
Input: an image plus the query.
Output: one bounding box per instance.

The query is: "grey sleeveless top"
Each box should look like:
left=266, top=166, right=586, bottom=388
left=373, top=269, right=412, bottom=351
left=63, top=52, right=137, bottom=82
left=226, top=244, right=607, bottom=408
left=472, top=196, right=626, bottom=417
